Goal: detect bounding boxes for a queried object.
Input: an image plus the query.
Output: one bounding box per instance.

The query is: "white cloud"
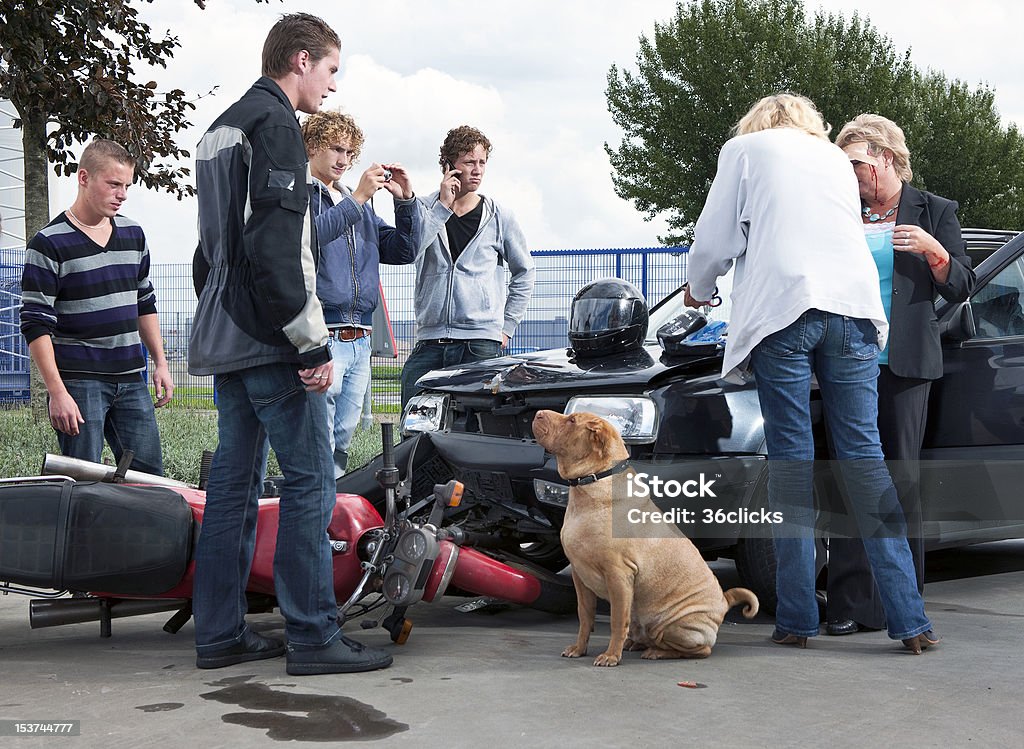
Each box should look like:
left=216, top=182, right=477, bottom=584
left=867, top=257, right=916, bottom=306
left=38, top=0, right=1024, bottom=266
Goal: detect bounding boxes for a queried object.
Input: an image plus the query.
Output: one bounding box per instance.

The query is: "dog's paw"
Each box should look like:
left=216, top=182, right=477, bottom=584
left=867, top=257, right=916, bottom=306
left=642, top=646, right=709, bottom=660
left=641, top=647, right=679, bottom=660
left=561, top=644, right=587, bottom=658
left=592, top=652, right=621, bottom=667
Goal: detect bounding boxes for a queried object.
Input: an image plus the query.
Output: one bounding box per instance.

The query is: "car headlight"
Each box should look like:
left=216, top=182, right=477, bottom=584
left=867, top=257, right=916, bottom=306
left=564, top=396, right=658, bottom=443
left=401, top=393, right=449, bottom=435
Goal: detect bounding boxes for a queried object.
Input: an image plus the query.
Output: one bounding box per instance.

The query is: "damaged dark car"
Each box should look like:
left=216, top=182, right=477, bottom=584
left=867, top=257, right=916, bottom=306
left=339, top=228, right=1024, bottom=612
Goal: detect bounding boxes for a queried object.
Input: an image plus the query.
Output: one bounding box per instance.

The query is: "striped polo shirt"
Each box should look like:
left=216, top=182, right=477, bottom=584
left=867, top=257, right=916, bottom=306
left=20, top=213, right=158, bottom=380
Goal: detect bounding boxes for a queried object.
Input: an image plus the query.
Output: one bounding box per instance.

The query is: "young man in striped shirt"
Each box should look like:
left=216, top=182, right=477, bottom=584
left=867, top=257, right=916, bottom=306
left=20, top=138, right=173, bottom=475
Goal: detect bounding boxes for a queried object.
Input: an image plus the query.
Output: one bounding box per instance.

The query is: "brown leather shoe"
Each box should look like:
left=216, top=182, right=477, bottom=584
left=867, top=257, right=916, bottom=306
left=771, top=628, right=808, bottom=648
left=902, top=629, right=941, bottom=654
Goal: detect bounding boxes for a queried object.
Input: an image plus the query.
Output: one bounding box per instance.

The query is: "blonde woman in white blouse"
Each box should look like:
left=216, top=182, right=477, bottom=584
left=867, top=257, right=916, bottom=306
left=685, top=93, right=939, bottom=654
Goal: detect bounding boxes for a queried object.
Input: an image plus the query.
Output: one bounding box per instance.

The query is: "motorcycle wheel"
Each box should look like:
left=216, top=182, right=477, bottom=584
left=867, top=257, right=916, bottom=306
left=447, top=550, right=577, bottom=616
left=497, top=553, right=576, bottom=615
left=516, top=540, right=569, bottom=573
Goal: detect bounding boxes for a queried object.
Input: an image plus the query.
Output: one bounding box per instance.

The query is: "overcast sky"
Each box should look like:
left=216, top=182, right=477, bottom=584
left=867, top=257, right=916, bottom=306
left=44, top=0, right=1024, bottom=265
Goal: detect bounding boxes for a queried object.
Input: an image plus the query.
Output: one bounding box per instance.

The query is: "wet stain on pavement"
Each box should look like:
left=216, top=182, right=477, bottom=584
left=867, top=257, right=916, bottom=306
left=934, top=602, right=1024, bottom=618
left=201, top=675, right=408, bottom=742
left=136, top=703, right=185, bottom=712
left=390, top=677, right=413, bottom=684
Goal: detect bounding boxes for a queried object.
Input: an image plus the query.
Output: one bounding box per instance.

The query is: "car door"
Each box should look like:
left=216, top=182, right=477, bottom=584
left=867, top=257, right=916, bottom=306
left=923, top=242, right=1024, bottom=545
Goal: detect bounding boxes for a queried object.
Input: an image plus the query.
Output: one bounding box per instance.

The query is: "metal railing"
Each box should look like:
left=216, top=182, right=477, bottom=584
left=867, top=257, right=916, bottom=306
left=2, top=246, right=692, bottom=411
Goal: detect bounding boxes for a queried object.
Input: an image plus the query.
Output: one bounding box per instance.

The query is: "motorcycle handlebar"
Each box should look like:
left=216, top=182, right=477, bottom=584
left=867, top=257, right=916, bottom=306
left=381, top=422, right=395, bottom=470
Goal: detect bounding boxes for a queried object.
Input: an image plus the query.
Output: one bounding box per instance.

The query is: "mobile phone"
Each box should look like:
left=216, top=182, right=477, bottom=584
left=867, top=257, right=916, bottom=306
left=444, top=159, right=455, bottom=172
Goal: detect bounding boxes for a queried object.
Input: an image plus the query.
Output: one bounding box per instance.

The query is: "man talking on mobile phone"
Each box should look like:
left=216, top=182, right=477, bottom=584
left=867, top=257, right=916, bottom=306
left=400, top=125, right=535, bottom=408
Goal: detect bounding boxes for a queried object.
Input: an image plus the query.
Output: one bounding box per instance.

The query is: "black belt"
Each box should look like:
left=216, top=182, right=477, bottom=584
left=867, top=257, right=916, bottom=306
left=328, top=327, right=369, bottom=341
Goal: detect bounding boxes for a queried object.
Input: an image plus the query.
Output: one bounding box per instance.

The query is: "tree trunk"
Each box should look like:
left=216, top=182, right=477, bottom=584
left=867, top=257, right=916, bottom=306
left=20, top=110, right=51, bottom=422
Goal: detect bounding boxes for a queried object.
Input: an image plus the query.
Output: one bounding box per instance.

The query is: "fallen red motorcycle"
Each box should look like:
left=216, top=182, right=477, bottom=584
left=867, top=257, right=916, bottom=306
left=0, top=424, right=573, bottom=642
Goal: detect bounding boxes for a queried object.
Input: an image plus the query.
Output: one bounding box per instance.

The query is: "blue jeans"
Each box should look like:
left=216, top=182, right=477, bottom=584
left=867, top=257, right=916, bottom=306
left=193, top=363, right=341, bottom=654
left=57, top=377, right=163, bottom=475
left=325, top=336, right=372, bottom=478
left=400, top=338, right=502, bottom=407
left=750, top=310, right=931, bottom=640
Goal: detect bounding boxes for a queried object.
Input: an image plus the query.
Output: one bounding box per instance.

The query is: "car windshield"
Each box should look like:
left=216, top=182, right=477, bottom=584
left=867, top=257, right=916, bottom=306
left=644, top=285, right=729, bottom=343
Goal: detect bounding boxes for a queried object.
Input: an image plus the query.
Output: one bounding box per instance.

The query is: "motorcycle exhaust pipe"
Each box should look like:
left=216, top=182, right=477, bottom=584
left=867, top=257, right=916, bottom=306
left=41, top=454, right=190, bottom=488
left=29, top=597, right=190, bottom=629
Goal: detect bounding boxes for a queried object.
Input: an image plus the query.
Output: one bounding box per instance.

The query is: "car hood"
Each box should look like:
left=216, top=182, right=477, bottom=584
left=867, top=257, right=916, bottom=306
left=415, top=344, right=724, bottom=395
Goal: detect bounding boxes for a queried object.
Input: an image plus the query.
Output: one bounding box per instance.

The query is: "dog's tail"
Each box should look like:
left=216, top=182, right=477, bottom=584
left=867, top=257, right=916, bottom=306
left=723, top=588, right=759, bottom=619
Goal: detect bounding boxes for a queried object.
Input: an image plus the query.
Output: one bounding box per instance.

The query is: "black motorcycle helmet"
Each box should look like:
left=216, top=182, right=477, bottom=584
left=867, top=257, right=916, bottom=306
left=568, top=278, right=649, bottom=358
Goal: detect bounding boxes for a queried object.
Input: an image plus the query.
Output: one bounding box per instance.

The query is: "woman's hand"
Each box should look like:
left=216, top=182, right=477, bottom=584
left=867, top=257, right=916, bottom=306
left=683, top=285, right=708, bottom=309
left=893, top=224, right=951, bottom=282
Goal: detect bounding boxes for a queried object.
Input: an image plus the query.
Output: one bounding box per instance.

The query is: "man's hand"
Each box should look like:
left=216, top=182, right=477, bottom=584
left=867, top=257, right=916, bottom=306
left=352, top=164, right=392, bottom=205
left=381, top=163, right=414, bottom=200
left=152, top=362, right=175, bottom=407
left=502, top=333, right=509, bottom=349
left=439, top=165, right=461, bottom=209
left=49, top=389, right=85, bottom=436
left=299, top=362, right=333, bottom=393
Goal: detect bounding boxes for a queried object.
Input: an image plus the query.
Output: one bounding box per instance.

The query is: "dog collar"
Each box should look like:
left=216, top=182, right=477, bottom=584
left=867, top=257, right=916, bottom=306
left=566, top=460, right=631, bottom=486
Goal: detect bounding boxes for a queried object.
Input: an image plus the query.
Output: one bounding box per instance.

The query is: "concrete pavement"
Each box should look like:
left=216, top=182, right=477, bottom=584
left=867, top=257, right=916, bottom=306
left=1, top=542, right=1022, bottom=747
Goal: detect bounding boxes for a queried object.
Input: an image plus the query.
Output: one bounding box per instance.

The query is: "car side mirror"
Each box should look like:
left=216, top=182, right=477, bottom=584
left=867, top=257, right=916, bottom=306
left=940, top=301, right=976, bottom=342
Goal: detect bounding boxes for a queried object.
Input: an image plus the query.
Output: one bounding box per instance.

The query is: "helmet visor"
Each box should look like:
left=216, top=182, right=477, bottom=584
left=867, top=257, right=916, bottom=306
left=570, top=298, right=641, bottom=334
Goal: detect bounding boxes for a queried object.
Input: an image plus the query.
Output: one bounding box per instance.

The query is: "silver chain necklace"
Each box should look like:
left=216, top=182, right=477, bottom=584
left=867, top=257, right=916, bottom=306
left=67, top=207, right=107, bottom=230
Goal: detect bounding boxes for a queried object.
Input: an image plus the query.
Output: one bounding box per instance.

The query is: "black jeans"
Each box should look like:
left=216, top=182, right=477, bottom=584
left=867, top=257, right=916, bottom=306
left=826, top=365, right=931, bottom=628
left=400, top=338, right=502, bottom=408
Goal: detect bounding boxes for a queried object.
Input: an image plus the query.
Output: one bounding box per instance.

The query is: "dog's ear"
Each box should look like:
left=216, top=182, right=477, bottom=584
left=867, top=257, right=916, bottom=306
left=586, top=416, right=612, bottom=448
left=585, top=415, right=628, bottom=462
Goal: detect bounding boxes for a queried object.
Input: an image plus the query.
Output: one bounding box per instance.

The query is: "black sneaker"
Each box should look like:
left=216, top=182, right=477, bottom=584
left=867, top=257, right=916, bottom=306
left=286, top=633, right=393, bottom=675
left=196, top=630, right=286, bottom=669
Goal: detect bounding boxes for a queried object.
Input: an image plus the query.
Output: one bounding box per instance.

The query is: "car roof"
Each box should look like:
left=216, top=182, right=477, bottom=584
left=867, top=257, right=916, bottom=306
left=963, top=227, right=1021, bottom=268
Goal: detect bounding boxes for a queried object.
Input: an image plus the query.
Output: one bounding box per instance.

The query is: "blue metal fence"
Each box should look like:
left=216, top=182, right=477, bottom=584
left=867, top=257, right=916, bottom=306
left=1, top=246, right=692, bottom=410
left=0, top=250, right=30, bottom=404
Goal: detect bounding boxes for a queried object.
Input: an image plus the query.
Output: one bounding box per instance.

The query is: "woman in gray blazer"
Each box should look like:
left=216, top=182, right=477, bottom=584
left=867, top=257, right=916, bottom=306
left=826, top=114, right=976, bottom=635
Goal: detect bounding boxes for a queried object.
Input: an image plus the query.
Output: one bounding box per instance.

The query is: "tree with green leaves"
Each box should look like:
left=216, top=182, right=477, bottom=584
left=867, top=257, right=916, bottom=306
left=606, top=0, right=1024, bottom=243
left=0, top=0, right=275, bottom=238
left=0, top=0, right=274, bottom=411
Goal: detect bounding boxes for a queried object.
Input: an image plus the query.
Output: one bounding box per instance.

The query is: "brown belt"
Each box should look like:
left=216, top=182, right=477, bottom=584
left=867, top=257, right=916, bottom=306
left=328, top=327, right=369, bottom=341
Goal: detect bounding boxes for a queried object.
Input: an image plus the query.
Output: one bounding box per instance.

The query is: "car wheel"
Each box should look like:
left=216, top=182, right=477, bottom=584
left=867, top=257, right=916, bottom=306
left=733, top=536, right=829, bottom=618
left=734, top=536, right=778, bottom=614
left=733, top=469, right=829, bottom=617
